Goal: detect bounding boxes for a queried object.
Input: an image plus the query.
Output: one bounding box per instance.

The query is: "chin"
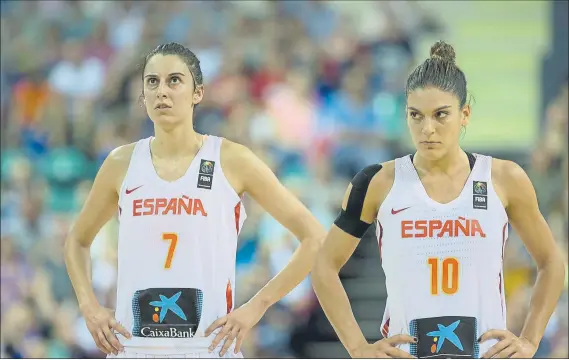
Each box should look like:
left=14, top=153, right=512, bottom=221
left=151, top=116, right=184, bottom=130
left=416, top=146, right=447, bottom=161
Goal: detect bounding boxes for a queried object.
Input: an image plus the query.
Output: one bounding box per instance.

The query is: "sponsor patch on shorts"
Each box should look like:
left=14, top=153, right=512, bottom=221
left=132, top=288, right=203, bottom=338
left=409, top=316, right=478, bottom=358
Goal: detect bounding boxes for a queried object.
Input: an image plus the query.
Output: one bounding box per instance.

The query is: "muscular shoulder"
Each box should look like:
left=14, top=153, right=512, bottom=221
left=491, top=158, right=529, bottom=187
left=362, top=160, right=396, bottom=206
left=101, top=142, right=137, bottom=192
left=342, top=160, right=395, bottom=223
left=107, top=142, right=137, bottom=166
left=491, top=157, right=534, bottom=209
left=220, top=138, right=253, bottom=165
left=219, top=138, right=257, bottom=195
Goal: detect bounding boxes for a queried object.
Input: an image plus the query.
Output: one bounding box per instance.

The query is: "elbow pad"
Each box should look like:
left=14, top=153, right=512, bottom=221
left=334, top=164, right=383, bottom=238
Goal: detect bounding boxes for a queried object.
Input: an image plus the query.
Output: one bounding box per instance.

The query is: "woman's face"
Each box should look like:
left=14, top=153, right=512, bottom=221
left=143, top=54, right=203, bottom=129
left=406, top=87, right=470, bottom=160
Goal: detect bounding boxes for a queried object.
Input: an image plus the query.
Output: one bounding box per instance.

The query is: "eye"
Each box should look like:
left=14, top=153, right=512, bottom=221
left=170, top=76, right=180, bottom=84
left=147, top=78, right=157, bottom=85
left=435, top=111, right=449, bottom=120
left=409, top=111, right=422, bottom=120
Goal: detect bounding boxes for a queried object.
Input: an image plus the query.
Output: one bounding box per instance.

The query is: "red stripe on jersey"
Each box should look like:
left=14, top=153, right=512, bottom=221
left=499, top=222, right=508, bottom=319
left=226, top=279, right=233, bottom=314
left=501, top=223, right=508, bottom=260
left=381, top=317, right=390, bottom=338
left=234, top=201, right=241, bottom=235
left=498, top=272, right=504, bottom=319
left=377, top=220, right=384, bottom=260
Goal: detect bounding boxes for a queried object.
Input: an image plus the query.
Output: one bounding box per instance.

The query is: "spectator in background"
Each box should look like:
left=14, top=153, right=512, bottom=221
left=57, top=1, right=95, bottom=41
left=48, top=38, right=106, bottom=148
left=6, top=64, right=52, bottom=151
left=260, top=68, right=319, bottom=152
left=105, top=1, right=146, bottom=51
left=320, top=65, right=391, bottom=178
left=48, top=39, right=106, bottom=101
left=86, top=21, right=115, bottom=67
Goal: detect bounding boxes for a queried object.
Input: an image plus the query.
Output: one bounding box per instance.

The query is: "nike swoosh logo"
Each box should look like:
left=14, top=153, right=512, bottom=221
left=391, top=207, right=410, bottom=215
left=125, top=185, right=143, bottom=195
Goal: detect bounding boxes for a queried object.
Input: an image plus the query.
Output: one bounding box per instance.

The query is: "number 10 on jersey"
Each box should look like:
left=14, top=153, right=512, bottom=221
left=427, top=257, right=459, bottom=295
left=162, top=233, right=178, bottom=269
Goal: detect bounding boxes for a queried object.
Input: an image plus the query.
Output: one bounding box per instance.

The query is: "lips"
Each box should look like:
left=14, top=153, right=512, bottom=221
left=155, top=104, right=171, bottom=109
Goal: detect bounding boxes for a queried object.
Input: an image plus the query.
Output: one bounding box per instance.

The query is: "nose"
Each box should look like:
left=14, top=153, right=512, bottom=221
left=421, top=117, right=436, bottom=137
left=156, top=81, right=168, bottom=99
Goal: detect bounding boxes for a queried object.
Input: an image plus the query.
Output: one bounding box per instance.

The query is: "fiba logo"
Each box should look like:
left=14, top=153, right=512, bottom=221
left=201, top=161, right=214, bottom=174
left=472, top=181, right=488, bottom=210
left=473, top=181, right=487, bottom=195
left=198, top=159, right=216, bottom=190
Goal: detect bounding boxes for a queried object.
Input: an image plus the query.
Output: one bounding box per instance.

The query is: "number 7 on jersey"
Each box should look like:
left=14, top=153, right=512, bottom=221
left=162, top=233, right=178, bottom=269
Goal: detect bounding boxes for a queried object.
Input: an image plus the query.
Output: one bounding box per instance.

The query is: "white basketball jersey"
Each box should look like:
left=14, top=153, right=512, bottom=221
left=114, top=136, right=246, bottom=350
left=377, top=154, right=508, bottom=358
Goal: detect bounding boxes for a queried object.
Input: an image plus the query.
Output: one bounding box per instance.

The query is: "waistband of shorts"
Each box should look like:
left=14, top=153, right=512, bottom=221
left=120, top=335, right=214, bottom=351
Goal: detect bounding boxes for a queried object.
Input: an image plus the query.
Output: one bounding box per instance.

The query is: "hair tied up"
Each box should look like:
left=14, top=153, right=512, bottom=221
left=430, top=40, right=456, bottom=64
left=405, top=40, right=467, bottom=108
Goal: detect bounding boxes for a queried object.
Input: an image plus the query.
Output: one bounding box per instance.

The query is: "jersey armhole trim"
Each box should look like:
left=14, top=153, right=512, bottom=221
left=487, top=157, right=509, bottom=224
left=117, top=140, right=144, bottom=208
left=217, top=137, right=245, bottom=205
left=375, top=161, right=398, bottom=221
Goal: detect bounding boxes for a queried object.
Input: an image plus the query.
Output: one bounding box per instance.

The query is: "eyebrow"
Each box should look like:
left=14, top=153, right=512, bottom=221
left=144, top=72, right=186, bottom=78
left=408, top=105, right=452, bottom=113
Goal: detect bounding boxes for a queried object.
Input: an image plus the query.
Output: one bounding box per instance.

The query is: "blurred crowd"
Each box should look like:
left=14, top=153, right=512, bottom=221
left=0, top=1, right=567, bottom=358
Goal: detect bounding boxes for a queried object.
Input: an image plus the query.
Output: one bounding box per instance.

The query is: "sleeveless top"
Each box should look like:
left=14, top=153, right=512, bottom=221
left=377, top=154, right=508, bottom=358
left=114, top=135, right=246, bottom=350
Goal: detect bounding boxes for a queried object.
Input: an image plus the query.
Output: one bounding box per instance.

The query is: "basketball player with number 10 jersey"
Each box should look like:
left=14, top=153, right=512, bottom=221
left=312, top=41, right=565, bottom=360
left=377, top=153, right=506, bottom=358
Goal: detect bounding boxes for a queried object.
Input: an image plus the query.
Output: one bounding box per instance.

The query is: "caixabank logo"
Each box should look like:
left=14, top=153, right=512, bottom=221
left=427, top=320, right=464, bottom=355
left=132, top=288, right=203, bottom=338
left=410, top=316, right=478, bottom=359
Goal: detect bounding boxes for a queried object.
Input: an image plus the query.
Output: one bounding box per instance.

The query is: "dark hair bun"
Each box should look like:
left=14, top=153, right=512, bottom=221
left=430, top=41, right=456, bottom=64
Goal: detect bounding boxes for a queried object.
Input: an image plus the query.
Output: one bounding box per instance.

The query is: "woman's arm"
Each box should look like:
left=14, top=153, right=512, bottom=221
left=64, top=144, right=133, bottom=354
left=501, top=160, right=566, bottom=347
left=226, top=142, right=326, bottom=308
left=64, top=151, right=120, bottom=309
left=312, top=162, right=398, bottom=357
left=481, top=160, right=566, bottom=358
left=205, top=141, right=327, bottom=356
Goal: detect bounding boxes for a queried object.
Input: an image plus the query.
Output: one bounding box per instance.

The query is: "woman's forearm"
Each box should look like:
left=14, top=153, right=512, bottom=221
left=249, top=236, right=321, bottom=310
left=519, top=257, right=566, bottom=346
left=64, top=236, right=99, bottom=310
left=312, top=257, right=368, bottom=357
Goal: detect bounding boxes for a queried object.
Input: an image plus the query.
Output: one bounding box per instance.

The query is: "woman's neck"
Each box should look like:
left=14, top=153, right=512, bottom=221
left=151, top=122, right=203, bottom=158
left=413, top=146, right=468, bottom=175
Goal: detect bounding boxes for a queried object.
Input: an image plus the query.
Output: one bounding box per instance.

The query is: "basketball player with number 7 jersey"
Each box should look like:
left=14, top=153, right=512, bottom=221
left=64, top=43, right=325, bottom=358
left=312, top=42, right=565, bottom=359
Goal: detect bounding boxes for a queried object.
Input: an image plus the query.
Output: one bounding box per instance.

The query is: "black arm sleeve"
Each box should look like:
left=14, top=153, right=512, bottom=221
left=333, top=164, right=383, bottom=238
